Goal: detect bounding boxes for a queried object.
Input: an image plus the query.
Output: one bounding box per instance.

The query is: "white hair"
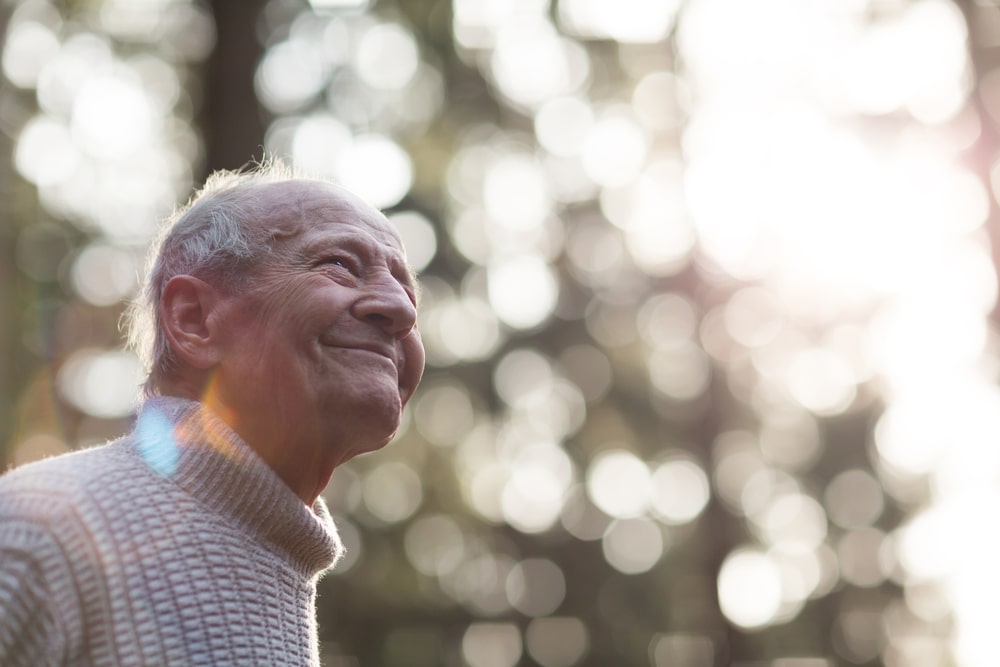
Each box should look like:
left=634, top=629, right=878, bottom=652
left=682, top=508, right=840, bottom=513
left=126, top=159, right=307, bottom=396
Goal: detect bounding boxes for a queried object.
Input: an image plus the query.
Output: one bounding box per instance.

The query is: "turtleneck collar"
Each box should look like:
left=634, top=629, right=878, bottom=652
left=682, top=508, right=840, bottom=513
left=126, top=396, right=344, bottom=579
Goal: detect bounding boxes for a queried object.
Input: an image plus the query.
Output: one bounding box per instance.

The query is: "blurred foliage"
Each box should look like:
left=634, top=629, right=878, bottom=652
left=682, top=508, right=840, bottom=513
left=3, top=1, right=1000, bottom=666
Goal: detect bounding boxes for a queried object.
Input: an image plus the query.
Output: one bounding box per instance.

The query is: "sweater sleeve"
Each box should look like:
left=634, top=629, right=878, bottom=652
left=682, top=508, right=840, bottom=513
left=0, top=523, right=75, bottom=667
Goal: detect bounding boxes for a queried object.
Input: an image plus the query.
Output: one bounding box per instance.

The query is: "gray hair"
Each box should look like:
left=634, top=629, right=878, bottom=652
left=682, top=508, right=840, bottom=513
left=126, top=159, right=306, bottom=396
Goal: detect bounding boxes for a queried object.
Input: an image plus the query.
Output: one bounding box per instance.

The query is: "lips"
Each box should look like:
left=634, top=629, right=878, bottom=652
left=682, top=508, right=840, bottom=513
left=350, top=344, right=396, bottom=362
left=321, top=340, right=397, bottom=364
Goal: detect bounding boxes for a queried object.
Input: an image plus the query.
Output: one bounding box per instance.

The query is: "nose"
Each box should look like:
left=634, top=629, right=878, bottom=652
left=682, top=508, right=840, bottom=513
left=355, top=273, right=418, bottom=338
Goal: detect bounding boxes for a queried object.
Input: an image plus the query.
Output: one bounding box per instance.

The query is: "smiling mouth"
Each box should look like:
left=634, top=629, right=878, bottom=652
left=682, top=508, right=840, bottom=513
left=355, top=347, right=394, bottom=361
left=325, top=343, right=396, bottom=363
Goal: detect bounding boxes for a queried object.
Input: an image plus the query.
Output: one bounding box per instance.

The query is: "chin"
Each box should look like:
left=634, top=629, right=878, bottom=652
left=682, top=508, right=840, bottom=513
left=351, top=411, right=403, bottom=451
left=358, top=389, right=404, bottom=428
left=338, top=428, right=399, bottom=466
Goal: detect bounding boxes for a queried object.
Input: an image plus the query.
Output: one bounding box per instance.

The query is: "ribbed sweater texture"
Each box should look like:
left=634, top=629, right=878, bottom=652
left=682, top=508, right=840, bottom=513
left=0, top=396, right=344, bottom=666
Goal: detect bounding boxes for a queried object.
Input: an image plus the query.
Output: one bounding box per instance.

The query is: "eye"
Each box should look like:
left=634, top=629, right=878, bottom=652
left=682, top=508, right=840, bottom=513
left=322, top=255, right=358, bottom=273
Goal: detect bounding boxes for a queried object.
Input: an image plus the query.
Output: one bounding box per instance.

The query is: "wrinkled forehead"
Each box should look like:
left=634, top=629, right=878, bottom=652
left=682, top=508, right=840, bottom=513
left=255, top=180, right=404, bottom=252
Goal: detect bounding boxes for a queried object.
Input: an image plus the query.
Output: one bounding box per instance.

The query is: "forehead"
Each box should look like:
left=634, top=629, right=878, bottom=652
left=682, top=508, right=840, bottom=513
left=256, top=180, right=404, bottom=252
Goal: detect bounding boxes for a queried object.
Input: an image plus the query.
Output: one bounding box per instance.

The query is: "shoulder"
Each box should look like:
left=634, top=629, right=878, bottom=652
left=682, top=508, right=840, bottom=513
left=0, top=439, right=142, bottom=595
left=0, top=439, right=130, bottom=525
left=0, top=449, right=109, bottom=667
left=1, top=440, right=115, bottom=486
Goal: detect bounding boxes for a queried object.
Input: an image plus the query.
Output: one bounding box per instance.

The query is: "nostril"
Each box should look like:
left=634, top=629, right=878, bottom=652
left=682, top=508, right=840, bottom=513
left=364, top=311, right=415, bottom=340
left=356, top=281, right=418, bottom=334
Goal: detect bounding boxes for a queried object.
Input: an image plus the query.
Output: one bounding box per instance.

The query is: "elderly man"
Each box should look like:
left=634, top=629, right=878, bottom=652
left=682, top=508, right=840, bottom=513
left=0, top=163, right=425, bottom=665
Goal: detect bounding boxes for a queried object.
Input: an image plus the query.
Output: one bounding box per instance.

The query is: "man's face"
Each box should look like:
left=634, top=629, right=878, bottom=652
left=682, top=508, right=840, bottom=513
left=208, top=180, right=425, bottom=470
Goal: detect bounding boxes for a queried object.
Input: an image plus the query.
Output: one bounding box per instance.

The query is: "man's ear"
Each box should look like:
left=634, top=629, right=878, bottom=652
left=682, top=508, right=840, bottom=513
left=160, top=274, right=225, bottom=370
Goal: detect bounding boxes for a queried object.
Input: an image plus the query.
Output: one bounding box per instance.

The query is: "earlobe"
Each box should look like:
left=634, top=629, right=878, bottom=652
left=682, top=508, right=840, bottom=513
left=160, top=275, right=222, bottom=370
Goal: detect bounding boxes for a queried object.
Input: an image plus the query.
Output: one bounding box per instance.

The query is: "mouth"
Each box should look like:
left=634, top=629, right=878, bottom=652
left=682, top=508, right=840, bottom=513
left=323, top=341, right=396, bottom=364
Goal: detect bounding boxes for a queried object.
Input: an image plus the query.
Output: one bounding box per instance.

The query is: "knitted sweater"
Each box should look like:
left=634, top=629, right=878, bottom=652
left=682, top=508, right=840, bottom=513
left=0, top=396, right=344, bottom=666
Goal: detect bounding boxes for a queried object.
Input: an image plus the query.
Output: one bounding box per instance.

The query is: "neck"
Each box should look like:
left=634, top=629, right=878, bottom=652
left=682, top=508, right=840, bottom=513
left=133, top=396, right=346, bottom=573
left=158, top=377, right=337, bottom=506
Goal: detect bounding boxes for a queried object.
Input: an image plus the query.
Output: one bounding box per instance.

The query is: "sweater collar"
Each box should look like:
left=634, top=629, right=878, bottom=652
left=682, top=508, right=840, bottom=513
left=129, top=396, right=344, bottom=579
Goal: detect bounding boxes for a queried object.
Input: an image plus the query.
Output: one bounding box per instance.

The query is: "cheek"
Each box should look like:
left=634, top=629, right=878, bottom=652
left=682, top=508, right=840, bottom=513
left=244, top=286, right=339, bottom=360
left=231, top=293, right=325, bottom=374
left=258, top=282, right=321, bottom=329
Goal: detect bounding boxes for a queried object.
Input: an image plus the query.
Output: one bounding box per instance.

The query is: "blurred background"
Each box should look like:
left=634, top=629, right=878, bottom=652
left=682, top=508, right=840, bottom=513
left=1, top=0, right=998, bottom=665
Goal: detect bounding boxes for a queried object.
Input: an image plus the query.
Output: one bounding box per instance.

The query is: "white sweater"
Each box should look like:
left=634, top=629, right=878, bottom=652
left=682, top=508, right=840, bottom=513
left=0, top=396, right=344, bottom=666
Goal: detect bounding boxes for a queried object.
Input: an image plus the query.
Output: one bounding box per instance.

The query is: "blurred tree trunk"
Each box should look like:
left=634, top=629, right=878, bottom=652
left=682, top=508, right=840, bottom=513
left=0, top=2, right=16, bottom=468
left=203, top=0, right=269, bottom=175
left=0, top=165, right=14, bottom=470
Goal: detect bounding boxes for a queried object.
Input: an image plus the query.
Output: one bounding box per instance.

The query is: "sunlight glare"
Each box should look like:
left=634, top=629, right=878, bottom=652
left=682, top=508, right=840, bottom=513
left=15, top=115, right=80, bottom=186
left=290, top=115, right=353, bottom=179
left=427, top=295, right=503, bottom=363
left=404, top=513, right=466, bottom=577
left=785, top=347, right=857, bottom=416
left=255, top=38, right=327, bottom=113
left=452, top=0, right=549, bottom=50
left=463, top=622, right=523, bottom=667
left=486, top=254, right=558, bottom=329
left=362, top=461, right=423, bottom=523
left=72, top=74, right=154, bottom=158
left=70, top=243, right=137, bottom=306
left=647, top=342, right=711, bottom=401
left=501, top=441, right=574, bottom=533
left=602, top=517, right=664, bottom=574
left=581, top=107, right=647, bottom=187
left=354, top=22, right=419, bottom=90
left=413, top=380, right=475, bottom=446
left=534, top=96, right=593, bottom=157
left=718, top=548, right=783, bottom=629
left=489, top=16, right=589, bottom=110
left=753, top=493, right=828, bottom=550
left=558, top=0, right=680, bottom=43
left=648, top=457, right=710, bottom=525
left=586, top=449, right=649, bottom=518
left=334, top=134, right=413, bottom=208
left=824, top=469, right=885, bottom=530
left=389, top=210, right=437, bottom=272
left=483, top=153, right=552, bottom=231
left=57, top=348, right=141, bottom=419
left=2, top=19, right=60, bottom=89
